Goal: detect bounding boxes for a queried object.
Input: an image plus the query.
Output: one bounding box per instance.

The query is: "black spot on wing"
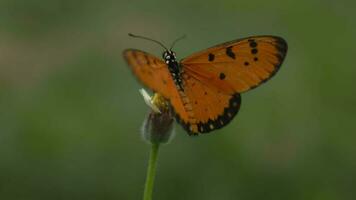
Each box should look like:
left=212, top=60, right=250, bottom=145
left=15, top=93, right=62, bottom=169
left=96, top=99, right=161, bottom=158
left=249, top=40, right=258, bottom=48
left=226, top=46, right=236, bottom=59
left=251, top=48, right=258, bottom=54
left=208, top=53, right=215, bottom=61
left=219, top=73, right=226, bottom=80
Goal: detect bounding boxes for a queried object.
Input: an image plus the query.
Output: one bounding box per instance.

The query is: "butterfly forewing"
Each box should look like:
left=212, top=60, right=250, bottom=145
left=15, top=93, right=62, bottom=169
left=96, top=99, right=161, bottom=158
left=123, top=49, right=189, bottom=125
left=181, top=36, right=287, bottom=94
left=123, top=49, right=176, bottom=99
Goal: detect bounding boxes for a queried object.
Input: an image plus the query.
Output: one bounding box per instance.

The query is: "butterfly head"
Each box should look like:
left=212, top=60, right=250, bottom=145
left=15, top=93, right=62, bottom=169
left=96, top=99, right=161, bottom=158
left=128, top=33, right=185, bottom=65
left=163, top=50, right=177, bottom=64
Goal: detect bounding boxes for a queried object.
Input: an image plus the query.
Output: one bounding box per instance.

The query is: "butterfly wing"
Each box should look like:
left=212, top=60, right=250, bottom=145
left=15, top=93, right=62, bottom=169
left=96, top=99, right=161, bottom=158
left=181, top=36, right=287, bottom=94
left=174, top=72, right=241, bottom=134
left=174, top=36, right=287, bottom=134
left=123, top=49, right=190, bottom=125
left=123, top=49, right=175, bottom=99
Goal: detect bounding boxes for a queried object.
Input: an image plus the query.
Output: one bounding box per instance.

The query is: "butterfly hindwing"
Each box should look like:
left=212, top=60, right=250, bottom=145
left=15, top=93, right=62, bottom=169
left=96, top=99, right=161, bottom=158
left=174, top=72, right=241, bottom=135
left=181, top=36, right=287, bottom=94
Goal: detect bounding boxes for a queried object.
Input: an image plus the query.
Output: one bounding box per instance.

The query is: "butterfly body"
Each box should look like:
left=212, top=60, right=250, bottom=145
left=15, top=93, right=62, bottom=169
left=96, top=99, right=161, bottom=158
left=124, top=35, right=288, bottom=135
left=163, top=50, right=184, bottom=90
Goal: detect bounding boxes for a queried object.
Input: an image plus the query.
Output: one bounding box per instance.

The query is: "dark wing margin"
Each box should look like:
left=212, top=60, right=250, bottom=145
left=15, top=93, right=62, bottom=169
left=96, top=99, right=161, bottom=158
left=175, top=93, right=241, bottom=135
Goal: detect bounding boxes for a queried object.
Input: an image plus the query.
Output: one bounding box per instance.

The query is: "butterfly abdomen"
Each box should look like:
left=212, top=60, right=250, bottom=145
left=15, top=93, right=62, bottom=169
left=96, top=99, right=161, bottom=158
left=167, top=61, right=184, bottom=90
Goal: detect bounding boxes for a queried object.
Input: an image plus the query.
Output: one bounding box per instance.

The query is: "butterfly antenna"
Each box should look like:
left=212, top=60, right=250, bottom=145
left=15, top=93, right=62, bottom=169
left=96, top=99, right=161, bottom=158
left=128, top=33, right=168, bottom=50
left=170, top=34, right=186, bottom=50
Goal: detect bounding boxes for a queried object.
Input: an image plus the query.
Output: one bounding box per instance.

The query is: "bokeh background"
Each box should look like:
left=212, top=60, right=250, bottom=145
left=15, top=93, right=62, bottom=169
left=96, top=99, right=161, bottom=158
left=1, top=0, right=355, bottom=199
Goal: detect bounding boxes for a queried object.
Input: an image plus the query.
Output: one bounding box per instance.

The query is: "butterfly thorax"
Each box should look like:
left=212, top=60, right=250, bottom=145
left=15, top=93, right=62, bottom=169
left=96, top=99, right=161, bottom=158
left=163, top=50, right=184, bottom=90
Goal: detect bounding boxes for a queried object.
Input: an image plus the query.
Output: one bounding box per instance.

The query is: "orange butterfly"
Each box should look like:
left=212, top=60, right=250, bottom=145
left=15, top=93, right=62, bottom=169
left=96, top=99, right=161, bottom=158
left=123, top=33, right=287, bottom=135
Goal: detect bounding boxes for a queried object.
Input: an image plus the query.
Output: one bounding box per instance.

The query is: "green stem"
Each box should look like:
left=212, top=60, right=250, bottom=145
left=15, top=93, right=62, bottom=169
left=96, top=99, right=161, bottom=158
left=143, top=143, right=160, bottom=200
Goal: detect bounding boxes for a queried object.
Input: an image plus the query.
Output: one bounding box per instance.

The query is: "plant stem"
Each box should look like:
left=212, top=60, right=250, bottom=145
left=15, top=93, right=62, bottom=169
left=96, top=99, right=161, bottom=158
left=143, top=143, right=160, bottom=200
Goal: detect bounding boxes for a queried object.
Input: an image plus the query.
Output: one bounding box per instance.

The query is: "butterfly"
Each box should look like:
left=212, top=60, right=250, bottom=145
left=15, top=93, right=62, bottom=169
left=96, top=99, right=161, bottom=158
left=123, top=33, right=287, bottom=135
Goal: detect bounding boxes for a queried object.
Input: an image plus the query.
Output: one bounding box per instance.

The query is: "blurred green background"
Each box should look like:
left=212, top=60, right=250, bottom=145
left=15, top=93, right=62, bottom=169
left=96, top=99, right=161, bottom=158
left=1, top=0, right=355, bottom=199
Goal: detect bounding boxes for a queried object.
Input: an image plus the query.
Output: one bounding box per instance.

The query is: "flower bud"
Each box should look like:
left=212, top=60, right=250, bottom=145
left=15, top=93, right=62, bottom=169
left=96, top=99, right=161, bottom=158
left=140, top=89, right=174, bottom=144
